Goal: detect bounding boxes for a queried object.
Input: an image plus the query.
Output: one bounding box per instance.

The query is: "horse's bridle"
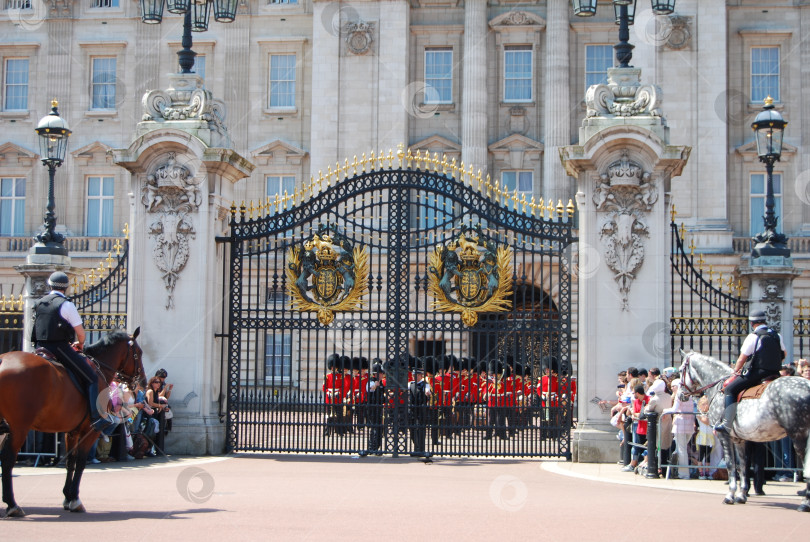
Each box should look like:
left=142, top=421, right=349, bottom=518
left=88, top=338, right=143, bottom=387
left=678, top=353, right=726, bottom=398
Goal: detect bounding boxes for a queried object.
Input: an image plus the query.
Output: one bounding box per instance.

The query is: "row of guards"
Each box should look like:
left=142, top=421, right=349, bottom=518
left=322, top=353, right=576, bottom=440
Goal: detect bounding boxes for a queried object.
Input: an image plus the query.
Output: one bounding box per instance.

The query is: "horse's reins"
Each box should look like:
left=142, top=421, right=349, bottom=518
left=678, top=353, right=727, bottom=398
left=85, top=339, right=142, bottom=387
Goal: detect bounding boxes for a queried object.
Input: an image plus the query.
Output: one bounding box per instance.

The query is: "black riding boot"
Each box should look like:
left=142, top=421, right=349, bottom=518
left=87, top=380, right=112, bottom=432
left=715, top=396, right=737, bottom=434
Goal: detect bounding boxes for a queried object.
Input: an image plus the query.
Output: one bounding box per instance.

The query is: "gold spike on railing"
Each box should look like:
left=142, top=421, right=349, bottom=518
left=273, top=194, right=281, bottom=214
left=521, top=193, right=528, bottom=214
left=450, top=158, right=457, bottom=180
left=441, top=155, right=448, bottom=175
left=247, top=200, right=255, bottom=219
left=736, top=280, right=744, bottom=298
left=537, top=197, right=544, bottom=219
left=530, top=196, right=537, bottom=218
left=239, top=201, right=247, bottom=220
left=369, top=150, right=376, bottom=171
left=492, top=179, right=499, bottom=202
left=113, top=239, right=123, bottom=255
left=546, top=200, right=554, bottom=218
left=479, top=173, right=485, bottom=193
left=671, top=203, right=677, bottom=223
left=726, top=276, right=734, bottom=292
left=697, top=254, right=705, bottom=271
left=88, top=269, right=97, bottom=285
left=326, top=166, right=333, bottom=188
left=556, top=200, right=564, bottom=220
left=512, top=189, right=519, bottom=211
left=387, top=148, right=394, bottom=169
left=229, top=202, right=237, bottom=218
left=283, top=191, right=289, bottom=211
left=708, top=265, right=714, bottom=283
left=717, top=274, right=723, bottom=292
left=567, top=199, right=575, bottom=218
left=106, top=252, right=115, bottom=269
left=397, top=143, right=405, bottom=168
left=406, top=148, right=414, bottom=169
left=688, top=239, right=696, bottom=256
left=679, top=222, right=686, bottom=240
left=432, top=153, right=439, bottom=172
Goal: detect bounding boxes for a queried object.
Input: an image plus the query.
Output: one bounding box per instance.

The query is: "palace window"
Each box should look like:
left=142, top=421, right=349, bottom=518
left=91, top=0, right=119, bottom=7
left=269, top=54, right=296, bottom=109
left=266, top=175, right=296, bottom=201
left=424, top=47, right=452, bottom=104
left=265, top=332, right=292, bottom=385
left=585, top=44, right=613, bottom=90
left=4, top=0, right=31, bottom=8
left=504, top=45, right=532, bottom=102
left=86, top=176, right=115, bottom=236
left=0, top=177, right=25, bottom=236
left=750, top=172, right=781, bottom=236
left=90, top=57, right=117, bottom=110
left=751, top=47, right=779, bottom=103
left=3, top=58, right=28, bottom=111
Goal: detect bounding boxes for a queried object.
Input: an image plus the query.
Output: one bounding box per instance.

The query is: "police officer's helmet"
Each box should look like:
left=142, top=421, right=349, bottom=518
left=748, top=310, right=767, bottom=323
left=47, top=271, right=70, bottom=290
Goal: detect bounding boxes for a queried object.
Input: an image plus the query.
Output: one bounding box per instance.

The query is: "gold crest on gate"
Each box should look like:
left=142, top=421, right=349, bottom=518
left=428, top=226, right=513, bottom=327
left=286, top=227, right=369, bottom=326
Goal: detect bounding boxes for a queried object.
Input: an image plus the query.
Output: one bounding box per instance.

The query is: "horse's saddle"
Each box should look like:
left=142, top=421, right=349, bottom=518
left=34, top=347, right=85, bottom=393
left=737, top=377, right=778, bottom=402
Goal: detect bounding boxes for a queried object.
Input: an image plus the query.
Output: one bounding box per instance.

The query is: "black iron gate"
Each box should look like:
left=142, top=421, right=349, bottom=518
left=670, top=218, right=748, bottom=363
left=224, top=151, right=576, bottom=457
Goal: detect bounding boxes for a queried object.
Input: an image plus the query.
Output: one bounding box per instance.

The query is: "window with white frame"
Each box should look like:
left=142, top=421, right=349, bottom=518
left=504, top=45, right=532, bottom=102
left=265, top=332, right=292, bottom=384
left=750, top=172, right=782, bottom=236
left=585, top=44, right=613, bottom=90
left=269, top=54, right=296, bottom=109
left=86, top=176, right=115, bottom=236
left=751, top=47, right=779, bottom=103
left=266, top=175, right=296, bottom=200
left=0, top=177, right=25, bottom=236
left=502, top=170, right=533, bottom=196
left=269, top=0, right=297, bottom=3
left=424, top=47, right=452, bottom=104
left=91, top=57, right=116, bottom=109
left=91, top=0, right=119, bottom=7
left=5, top=0, right=31, bottom=8
left=3, top=58, right=28, bottom=111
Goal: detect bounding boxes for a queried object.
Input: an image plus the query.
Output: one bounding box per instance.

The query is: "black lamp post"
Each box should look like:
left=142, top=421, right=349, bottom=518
left=139, top=0, right=239, bottom=74
left=751, top=96, right=790, bottom=258
left=33, top=100, right=71, bottom=256
left=572, top=0, right=676, bottom=68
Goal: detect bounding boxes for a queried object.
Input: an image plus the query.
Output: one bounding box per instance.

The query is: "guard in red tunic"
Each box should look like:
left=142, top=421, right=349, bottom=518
left=483, top=360, right=508, bottom=440
left=322, top=353, right=344, bottom=436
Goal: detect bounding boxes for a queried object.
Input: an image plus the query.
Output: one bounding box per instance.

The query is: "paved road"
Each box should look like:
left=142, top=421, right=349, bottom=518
left=3, top=454, right=809, bottom=541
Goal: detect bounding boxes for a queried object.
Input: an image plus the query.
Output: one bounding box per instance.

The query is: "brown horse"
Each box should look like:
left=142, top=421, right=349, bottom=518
left=0, top=327, right=144, bottom=518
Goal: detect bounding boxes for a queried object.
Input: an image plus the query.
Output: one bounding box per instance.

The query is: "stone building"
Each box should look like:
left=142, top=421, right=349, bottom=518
left=2, top=1, right=810, bottom=455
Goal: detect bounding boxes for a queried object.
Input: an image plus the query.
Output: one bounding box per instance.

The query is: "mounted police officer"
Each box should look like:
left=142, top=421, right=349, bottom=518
left=31, top=271, right=110, bottom=431
left=715, top=310, right=785, bottom=434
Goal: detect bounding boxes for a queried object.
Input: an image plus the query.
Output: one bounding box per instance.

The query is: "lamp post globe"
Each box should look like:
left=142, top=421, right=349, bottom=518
left=750, top=97, right=790, bottom=259
left=33, top=100, right=71, bottom=255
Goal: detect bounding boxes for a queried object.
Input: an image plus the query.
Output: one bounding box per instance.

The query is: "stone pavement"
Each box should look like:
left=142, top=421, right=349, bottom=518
left=3, top=454, right=809, bottom=541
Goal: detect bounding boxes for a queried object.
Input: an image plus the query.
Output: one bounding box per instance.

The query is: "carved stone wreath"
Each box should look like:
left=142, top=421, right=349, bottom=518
left=593, top=150, right=656, bottom=311
left=343, top=21, right=375, bottom=55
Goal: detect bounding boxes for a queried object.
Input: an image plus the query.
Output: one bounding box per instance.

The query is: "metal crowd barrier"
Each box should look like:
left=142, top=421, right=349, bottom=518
left=17, top=431, right=60, bottom=467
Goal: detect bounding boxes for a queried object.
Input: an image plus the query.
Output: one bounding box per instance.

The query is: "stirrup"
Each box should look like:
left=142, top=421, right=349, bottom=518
left=90, top=417, right=113, bottom=432
left=714, top=422, right=729, bottom=434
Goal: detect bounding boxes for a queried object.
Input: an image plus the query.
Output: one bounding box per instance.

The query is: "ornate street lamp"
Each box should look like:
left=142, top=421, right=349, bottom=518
left=33, top=100, right=71, bottom=255
left=138, top=0, right=239, bottom=74
left=572, top=0, right=676, bottom=68
left=750, top=96, right=790, bottom=258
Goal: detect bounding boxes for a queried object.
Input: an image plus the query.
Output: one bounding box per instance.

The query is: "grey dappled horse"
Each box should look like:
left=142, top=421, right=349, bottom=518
left=679, top=350, right=810, bottom=511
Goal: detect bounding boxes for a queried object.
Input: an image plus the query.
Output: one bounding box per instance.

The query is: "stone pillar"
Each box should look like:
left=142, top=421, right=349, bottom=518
left=461, top=0, right=488, bottom=175
left=561, top=68, right=690, bottom=462
left=740, top=262, right=801, bottom=362
left=310, top=0, right=342, bottom=171
left=542, top=0, right=572, bottom=206
left=801, top=5, right=810, bottom=232
left=112, top=73, right=254, bottom=454
left=377, top=0, right=410, bottom=152
left=15, top=253, right=73, bottom=354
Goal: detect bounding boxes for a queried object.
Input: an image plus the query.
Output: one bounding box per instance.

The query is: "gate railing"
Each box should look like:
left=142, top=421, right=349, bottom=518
left=223, top=146, right=577, bottom=458
left=670, top=215, right=748, bottom=364
left=69, top=231, right=128, bottom=343
left=794, top=300, right=810, bottom=360
left=0, top=294, right=24, bottom=353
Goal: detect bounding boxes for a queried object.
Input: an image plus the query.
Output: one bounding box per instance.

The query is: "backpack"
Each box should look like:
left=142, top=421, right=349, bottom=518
left=130, top=434, right=150, bottom=459
left=746, top=326, right=784, bottom=373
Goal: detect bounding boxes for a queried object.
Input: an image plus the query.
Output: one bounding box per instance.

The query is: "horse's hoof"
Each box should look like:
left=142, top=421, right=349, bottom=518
left=5, top=505, right=25, bottom=518
left=723, top=496, right=735, bottom=505
left=68, top=499, right=85, bottom=513
left=798, top=502, right=810, bottom=513
left=62, top=499, right=70, bottom=510
left=735, top=496, right=747, bottom=504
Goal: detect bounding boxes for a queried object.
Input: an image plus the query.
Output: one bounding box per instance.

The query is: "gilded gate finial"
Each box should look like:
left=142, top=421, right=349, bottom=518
left=397, top=143, right=405, bottom=167
left=567, top=199, right=575, bottom=218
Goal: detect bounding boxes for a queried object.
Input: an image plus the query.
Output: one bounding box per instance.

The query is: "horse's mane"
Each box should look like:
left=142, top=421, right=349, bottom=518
left=687, top=351, right=733, bottom=373
left=84, top=330, right=130, bottom=357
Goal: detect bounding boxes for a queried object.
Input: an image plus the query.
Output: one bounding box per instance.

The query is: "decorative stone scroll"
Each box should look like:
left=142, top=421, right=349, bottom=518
left=593, top=150, right=656, bottom=311
left=141, top=152, right=203, bottom=309
left=585, top=68, right=663, bottom=118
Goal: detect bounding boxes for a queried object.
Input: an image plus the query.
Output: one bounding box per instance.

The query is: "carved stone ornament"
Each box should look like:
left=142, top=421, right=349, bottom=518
left=501, top=11, right=536, bottom=26
left=665, top=15, right=692, bottom=51
left=141, top=152, right=203, bottom=309
left=343, top=20, right=375, bottom=55
left=764, top=302, right=782, bottom=333
left=142, top=76, right=231, bottom=147
left=759, top=279, right=784, bottom=301
left=585, top=68, right=663, bottom=118
left=593, top=150, right=656, bottom=311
